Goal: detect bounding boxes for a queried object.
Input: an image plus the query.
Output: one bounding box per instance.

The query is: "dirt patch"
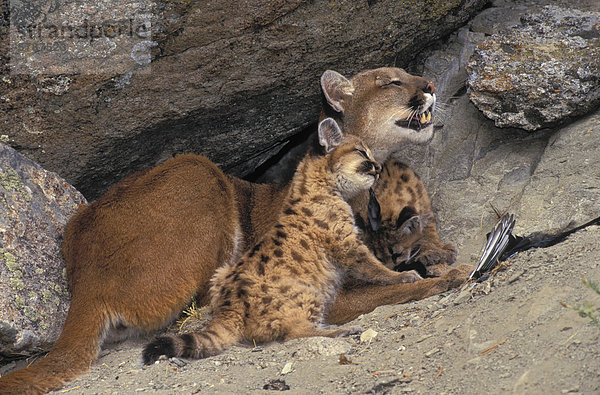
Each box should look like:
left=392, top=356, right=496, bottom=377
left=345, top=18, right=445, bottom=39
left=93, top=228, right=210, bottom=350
left=30, top=226, right=599, bottom=393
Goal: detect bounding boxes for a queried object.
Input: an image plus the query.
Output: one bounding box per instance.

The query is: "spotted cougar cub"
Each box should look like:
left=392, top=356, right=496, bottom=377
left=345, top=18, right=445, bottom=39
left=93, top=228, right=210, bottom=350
left=143, top=119, right=421, bottom=363
left=358, top=159, right=457, bottom=277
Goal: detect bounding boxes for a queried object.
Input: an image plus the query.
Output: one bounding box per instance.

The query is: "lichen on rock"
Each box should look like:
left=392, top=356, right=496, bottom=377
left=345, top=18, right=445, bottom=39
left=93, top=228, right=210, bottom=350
left=0, top=143, right=86, bottom=358
left=467, top=6, right=600, bottom=131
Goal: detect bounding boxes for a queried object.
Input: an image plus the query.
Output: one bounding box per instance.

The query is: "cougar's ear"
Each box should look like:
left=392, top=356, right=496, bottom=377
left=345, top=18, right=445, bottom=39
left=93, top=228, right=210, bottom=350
left=367, top=188, right=382, bottom=232
left=318, top=117, right=344, bottom=153
left=321, top=70, right=354, bottom=113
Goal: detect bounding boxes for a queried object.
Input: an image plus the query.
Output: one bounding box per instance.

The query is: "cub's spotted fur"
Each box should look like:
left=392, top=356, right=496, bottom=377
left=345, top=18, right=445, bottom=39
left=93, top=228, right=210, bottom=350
left=142, top=119, right=421, bottom=364
left=359, top=159, right=457, bottom=276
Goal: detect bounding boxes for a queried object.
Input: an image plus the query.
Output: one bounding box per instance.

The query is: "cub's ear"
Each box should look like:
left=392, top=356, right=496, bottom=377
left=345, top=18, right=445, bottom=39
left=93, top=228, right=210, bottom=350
left=396, top=206, right=419, bottom=230
left=318, top=117, right=344, bottom=153
left=367, top=188, right=382, bottom=232
left=321, top=70, right=354, bottom=113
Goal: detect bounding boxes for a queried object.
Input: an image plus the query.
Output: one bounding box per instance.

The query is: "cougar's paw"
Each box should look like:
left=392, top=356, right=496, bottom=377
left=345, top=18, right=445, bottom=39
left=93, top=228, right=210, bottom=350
left=424, top=263, right=452, bottom=277
left=418, top=242, right=457, bottom=266
left=398, top=269, right=423, bottom=283
left=449, top=264, right=475, bottom=282
left=426, top=264, right=474, bottom=294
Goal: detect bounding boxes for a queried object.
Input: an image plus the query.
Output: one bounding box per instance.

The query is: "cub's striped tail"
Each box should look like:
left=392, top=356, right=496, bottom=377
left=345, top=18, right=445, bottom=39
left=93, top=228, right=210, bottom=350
left=143, top=316, right=242, bottom=365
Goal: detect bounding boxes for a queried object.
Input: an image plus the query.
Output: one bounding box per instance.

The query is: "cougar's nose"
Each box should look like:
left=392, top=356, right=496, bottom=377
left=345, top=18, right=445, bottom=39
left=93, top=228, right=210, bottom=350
left=424, top=81, right=435, bottom=94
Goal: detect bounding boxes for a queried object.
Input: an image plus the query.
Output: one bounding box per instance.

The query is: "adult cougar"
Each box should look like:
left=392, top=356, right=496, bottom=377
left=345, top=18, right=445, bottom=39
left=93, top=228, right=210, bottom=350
left=0, top=68, right=470, bottom=393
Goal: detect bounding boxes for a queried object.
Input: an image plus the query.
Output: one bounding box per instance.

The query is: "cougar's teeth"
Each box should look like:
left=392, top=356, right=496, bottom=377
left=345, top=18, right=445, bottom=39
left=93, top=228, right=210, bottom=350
left=426, top=112, right=431, bottom=122
left=420, top=113, right=427, bottom=124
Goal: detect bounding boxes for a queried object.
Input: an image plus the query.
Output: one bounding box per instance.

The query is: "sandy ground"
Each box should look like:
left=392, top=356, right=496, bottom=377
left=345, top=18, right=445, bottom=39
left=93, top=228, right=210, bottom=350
left=18, top=225, right=595, bottom=394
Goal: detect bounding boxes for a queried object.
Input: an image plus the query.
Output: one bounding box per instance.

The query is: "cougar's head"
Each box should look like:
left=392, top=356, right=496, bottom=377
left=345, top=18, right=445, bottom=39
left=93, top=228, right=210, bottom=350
left=321, top=67, right=436, bottom=162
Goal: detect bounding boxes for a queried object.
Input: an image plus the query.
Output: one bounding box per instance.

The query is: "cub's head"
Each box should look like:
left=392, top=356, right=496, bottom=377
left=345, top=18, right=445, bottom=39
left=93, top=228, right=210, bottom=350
left=361, top=191, right=433, bottom=270
left=320, top=67, right=436, bottom=162
left=318, top=118, right=382, bottom=199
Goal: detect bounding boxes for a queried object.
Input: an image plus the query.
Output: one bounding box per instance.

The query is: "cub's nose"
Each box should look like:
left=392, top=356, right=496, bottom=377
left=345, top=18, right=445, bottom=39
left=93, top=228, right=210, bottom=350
left=362, top=161, right=382, bottom=178
left=374, top=162, right=382, bottom=175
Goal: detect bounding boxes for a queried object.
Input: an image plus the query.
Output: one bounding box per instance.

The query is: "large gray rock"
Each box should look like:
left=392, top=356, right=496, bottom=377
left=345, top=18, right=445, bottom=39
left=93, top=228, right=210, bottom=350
left=0, top=144, right=85, bottom=358
left=466, top=6, right=600, bottom=131
left=1, top=0, right=488, bottom=199
left=514, top=111, right=600, bottom=234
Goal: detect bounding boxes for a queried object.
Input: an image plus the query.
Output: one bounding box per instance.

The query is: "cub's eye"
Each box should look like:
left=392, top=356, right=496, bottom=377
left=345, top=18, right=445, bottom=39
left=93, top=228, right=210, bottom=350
left=387, top=80, right=403, bottom=87
left=357, top=149, right=369, bottom=159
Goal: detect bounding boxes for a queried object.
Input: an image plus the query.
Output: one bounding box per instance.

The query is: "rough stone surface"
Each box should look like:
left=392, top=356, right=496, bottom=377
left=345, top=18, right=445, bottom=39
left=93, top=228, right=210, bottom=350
left=0, top=143, right=86, bottom=358
left=466, top=6, right=600, bottom=131
left=422, top=26, right=485, bottom=101
left=515, top=112, right=600, bottom=234
left=0, top=0, right=488, bottom=199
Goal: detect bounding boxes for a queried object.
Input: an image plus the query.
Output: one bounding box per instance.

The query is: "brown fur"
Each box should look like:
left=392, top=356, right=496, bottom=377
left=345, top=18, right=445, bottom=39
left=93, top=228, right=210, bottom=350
left=0, top=155, right=286, bottom=393
left=0, top=67, right=471, bottom=394
left=142, top=122, right=421, bottom=364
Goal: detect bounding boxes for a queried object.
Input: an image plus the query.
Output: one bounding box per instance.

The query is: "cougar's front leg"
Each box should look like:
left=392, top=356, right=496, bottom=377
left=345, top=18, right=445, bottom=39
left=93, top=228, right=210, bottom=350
left=327, top=264, right=473, bottom=325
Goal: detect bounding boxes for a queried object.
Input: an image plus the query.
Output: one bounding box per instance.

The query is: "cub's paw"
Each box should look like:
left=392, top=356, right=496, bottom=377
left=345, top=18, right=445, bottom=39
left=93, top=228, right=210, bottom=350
left=417, top=242, right=457, bottom=267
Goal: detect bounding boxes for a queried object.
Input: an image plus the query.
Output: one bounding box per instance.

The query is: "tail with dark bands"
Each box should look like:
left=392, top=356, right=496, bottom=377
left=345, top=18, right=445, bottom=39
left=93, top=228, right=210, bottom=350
left=143, top=317, right=242, bottom=365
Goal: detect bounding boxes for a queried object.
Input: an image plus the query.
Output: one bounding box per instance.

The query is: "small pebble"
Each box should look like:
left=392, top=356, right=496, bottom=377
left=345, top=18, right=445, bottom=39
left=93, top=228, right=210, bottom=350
left=169, top=357, right=187, bottom=367
left=454, top=289, right=472, bottom=305
left=360, top=328, right=378, bottom=343
left=281, top=361, right=293, bottom=375
left=508, top=270, right=526, bottom=284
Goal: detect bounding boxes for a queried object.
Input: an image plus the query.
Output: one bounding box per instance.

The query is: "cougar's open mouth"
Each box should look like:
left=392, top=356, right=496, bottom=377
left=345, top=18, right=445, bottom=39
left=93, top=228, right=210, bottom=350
left=395, top=109, right=433, bottom=131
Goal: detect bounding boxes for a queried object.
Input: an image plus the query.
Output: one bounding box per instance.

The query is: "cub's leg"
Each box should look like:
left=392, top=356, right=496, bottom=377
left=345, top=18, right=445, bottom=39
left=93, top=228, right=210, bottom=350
left=343, top=240, right=422, bottom=284
left=283, top=321, right=362, bottom=341
left=416, top=219, right=458, bottom=270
